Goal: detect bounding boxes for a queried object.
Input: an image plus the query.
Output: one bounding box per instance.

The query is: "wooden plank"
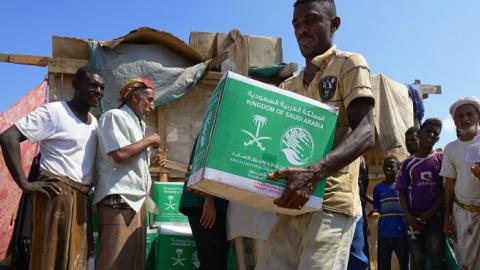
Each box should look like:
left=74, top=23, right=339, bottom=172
left=157, top=106, right=168, bottom=182
left=149, top=160, right=187, bottom=174
left=52, top=36, right=89, bottom=60
left=412, top=79, right=442, bottom=99
left=48, top=74, right=58, bottom=101
left=198, top=71, right=285, bottom=87
left=0, top=53, right=48, bottom=66
left=157, top=106, right=167, bottom=153
left=203, top=71, right=223, bottom=80
left=48, top=58, right=89, bottom=74
left=0, top=53, right=90, bottom=75
left=198, top=71, right=224, bottom=86
left=165, top=160, right=188, bottom=174
left=420, top=84, right=441, bottom=95
left=198, top=79, right=220, bottom=86
left=0, top=54, right=8, bottom=62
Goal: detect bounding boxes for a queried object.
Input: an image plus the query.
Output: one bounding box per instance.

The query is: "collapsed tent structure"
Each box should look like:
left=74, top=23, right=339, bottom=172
left=0, top=27, right=441, bottom=269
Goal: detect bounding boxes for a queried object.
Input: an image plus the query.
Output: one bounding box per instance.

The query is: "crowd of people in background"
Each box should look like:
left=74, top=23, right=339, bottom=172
left=370, top=97, right=480, bottom=270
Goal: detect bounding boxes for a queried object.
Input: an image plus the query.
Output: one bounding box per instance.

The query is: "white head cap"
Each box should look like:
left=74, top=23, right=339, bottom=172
left=449, top=96, right=480, bottom=117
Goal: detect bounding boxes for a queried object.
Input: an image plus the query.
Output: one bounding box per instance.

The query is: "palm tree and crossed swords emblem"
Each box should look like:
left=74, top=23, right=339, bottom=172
left=242, top=115, right=272, bottom=151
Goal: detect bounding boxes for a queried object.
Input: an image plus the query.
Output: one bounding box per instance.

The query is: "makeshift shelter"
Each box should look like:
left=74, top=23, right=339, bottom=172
left=0, top=27, right=295, bottom=266
left=46, top=27, right=295, bottom=181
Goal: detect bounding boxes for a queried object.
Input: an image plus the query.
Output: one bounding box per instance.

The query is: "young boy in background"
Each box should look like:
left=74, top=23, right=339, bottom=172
left=373, top=156, right=409, bottom=270
left=396, top=118, right=448, bottom=270
left=405, top=126, right=420, bottom=156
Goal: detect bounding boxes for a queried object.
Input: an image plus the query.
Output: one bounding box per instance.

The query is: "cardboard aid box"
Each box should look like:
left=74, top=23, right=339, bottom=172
left=155, top=225, right=199, bottom=270
left=188, top=72, right=338, bottom=215
left=155, top=224, right=236, bottom=270
left=152, top=182, right=188, bottom=225
left=151, top=183, right=236, bottom=269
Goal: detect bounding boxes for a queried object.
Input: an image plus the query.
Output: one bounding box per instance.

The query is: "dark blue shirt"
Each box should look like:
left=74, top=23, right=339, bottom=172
left=373, top=182, right=408, bottom=238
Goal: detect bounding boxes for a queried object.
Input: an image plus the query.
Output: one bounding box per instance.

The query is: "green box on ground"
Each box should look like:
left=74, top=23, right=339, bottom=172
left=155, top=224, right=236, bottom=270
left=155, top=225, right=199, bottom=270
left=152, top=182, right=188, bottom=225
left=145, top=228, right=159, bottom=270
left=188, top=72, right=338, bottom=215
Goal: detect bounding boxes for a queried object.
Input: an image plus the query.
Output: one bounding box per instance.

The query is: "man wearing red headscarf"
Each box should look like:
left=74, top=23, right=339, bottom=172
left=93, top=78, right=164, bottom=270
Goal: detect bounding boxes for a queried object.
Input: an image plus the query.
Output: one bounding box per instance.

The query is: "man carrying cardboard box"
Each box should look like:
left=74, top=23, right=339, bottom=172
left=256, top=1, right=375, bottom=269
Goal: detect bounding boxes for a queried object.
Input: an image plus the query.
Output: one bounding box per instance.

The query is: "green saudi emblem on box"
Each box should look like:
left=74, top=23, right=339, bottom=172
left=188, top=72, right=338, bottom=215
left=155, top=226, right=199, bottom=270
left=152, top=182, right=188, bottom=225
left=155, top=224, right=236, bottom=270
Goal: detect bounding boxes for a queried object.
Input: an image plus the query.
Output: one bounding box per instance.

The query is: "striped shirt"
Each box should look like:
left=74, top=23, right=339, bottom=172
left=373, top=182, right=407, bottom=237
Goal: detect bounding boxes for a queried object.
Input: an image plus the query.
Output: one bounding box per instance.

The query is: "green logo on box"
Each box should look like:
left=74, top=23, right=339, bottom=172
left=280, top=127, right=314, bottom=166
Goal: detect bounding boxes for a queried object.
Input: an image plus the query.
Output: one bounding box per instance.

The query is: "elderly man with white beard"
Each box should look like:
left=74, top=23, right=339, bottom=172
left=441, top=96, right=480, bottom=270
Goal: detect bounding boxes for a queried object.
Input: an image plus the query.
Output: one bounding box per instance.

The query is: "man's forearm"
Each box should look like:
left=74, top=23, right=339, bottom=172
left=444, top=178, right=455, bottom=218
left=309, top=101, right=375, bottom=182
left=0, top=126, right=28, bottom=189
left=109, top=138, right=153, bottom=163
left=423, top=193, right=444, bottom=221
left=398, top=190, right=412, bottom=217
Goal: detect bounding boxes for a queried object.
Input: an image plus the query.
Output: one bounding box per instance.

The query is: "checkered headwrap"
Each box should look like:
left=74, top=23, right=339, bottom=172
left=118, top=77, right=155, bottom=102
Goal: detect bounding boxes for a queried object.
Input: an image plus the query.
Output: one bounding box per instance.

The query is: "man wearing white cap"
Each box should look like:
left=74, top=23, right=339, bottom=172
left=440, top=96, right=480, bottom=270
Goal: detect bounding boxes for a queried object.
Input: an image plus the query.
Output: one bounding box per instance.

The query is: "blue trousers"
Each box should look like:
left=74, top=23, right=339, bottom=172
left=347, top=216, right=369, bottom=270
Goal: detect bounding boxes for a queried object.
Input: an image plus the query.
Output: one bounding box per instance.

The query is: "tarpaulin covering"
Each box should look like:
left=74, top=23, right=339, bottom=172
left=88, top=41, right=209, bottom=111
left=371, top=74, right=414, bottom=157
left=0, top=79, right=47, bottom=260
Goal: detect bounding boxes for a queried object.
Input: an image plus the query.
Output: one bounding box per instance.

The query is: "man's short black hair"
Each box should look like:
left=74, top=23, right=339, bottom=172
left=384, top=155, right=400, bottom=167
left=74, top=65, right=98, bottom=83
left=405, top=126, right=419, bottom=136
left=420, top=118, right=442, bottom=131
left=293, top=0, right=336, bottom=18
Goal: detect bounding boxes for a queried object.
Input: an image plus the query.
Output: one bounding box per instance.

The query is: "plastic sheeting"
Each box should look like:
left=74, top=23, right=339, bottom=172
left=371, top=74, right=414, bottom=155
left=88, top=41, right=209, bottom=111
